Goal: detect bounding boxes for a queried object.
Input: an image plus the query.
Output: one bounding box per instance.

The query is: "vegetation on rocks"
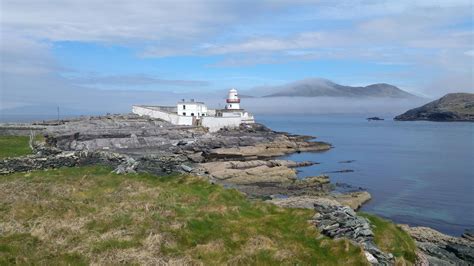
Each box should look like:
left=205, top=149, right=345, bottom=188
left=360, top=213, right=417, bottom=264
left=0, top=166, right=370, bottom=265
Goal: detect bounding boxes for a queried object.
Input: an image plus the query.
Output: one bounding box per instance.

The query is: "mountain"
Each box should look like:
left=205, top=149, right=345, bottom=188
left=394, top=93, right=474, bottom=121
left=255, top=78, right=417, bottom=98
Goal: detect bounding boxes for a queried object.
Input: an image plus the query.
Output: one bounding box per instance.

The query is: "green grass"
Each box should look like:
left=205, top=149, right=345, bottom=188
left=0, top=136, right=32, bottom=158
left=359, top=213, right=417, bottom=265
left=0, top=166, right=371, bottom=265
left=0, top=233, right=88, bottom=265
left=0, top=135, right=45, bottom=159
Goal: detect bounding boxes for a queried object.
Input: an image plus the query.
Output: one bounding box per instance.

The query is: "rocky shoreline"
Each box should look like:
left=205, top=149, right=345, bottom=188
left=1, top=114, right=472, bottom=265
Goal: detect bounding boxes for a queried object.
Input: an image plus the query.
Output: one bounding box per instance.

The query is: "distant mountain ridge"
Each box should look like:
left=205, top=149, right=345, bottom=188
left=394, top=93, right=474, bottom=122
left=251, top=78, right=417, bottom=98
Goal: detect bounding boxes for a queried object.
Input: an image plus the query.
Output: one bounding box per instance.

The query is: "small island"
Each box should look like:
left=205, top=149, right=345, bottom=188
left=394, top=93, right=474, bottom=122
left=367, top=117, right=384, bottom=121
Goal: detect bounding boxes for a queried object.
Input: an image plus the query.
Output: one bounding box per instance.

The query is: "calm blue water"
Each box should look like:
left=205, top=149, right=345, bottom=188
left=257, top=114, right=474, bottom=236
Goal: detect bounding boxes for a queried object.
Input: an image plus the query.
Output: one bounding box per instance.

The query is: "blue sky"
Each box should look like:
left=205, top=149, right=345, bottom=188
left=53, top=41, right=409, bottom=91
left=1, top=0, right=473, bottom=112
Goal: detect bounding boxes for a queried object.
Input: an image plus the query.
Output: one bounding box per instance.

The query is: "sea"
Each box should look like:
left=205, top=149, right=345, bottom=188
left=258, top=114, right=474, bottom=236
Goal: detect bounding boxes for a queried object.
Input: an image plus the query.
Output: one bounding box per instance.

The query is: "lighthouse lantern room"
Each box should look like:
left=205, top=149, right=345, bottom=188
left=225, top=88, right=240, bottom=110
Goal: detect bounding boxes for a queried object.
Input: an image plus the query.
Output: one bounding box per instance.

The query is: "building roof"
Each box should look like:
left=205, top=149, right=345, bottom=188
left=177, top=101, right=205, bottom=104
left=216, top=108, right=244, bottom=112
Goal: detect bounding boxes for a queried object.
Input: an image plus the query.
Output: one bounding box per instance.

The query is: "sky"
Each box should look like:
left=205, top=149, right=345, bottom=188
left=0, top=0, right=473, bottom=115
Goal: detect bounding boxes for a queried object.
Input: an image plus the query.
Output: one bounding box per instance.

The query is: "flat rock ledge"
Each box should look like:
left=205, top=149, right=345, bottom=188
left=197, top=159, right=333, bottom=196
left=399, top=225, right=474, bottom=265
left=268, top=192, right=372, bottom=211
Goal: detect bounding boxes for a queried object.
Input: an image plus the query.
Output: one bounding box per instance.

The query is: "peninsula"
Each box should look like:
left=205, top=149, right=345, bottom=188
left=395, top=93, right=474, bottom=122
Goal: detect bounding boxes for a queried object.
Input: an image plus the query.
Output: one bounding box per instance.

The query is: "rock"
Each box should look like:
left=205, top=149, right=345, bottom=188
left=365, top=251, right=378, bottom=264
left=338, top=160, right=355, bottom=163
left=399, top=225, right=474, bottom=265
left=187, top=152, right=204, bottom=163
left=445, top=243, right=474, bottom=262
left=180, top=164, right=194, bottom=172
left=199, top=160, right=298, bottom=184
left=270, top=196, right=341, bottom=209
left=323, top=169, right=354, bottom=174
left=311, top=202, right=394, bottom=265
left=332, top=191, right=372, bottom=210
left=367, top=117, right=384, bottom=121
left=461, top=229, right=474, bottom=241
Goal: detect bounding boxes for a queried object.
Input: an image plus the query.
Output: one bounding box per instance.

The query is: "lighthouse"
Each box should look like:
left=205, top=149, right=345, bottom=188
left=225, top=88, right=240, bottom=110
left=132, top=86, right=254, bottom=131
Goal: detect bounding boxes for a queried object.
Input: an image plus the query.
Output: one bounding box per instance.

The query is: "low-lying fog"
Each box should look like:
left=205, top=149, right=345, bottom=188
left=203, top=96, right=426, bottom=116
left=0, top=91, right=427, bottom=122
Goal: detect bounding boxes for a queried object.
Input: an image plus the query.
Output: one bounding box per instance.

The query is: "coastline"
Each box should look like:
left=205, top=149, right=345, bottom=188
left=0, top=114, right=472, bottom=264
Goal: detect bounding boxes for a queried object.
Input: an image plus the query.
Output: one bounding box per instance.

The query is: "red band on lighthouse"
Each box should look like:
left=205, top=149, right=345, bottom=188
left=226, top=99, right=240, bottom=103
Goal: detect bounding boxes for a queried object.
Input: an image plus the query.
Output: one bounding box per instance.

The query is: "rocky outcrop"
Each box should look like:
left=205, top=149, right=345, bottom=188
left=1, top=114, right=330, bottom=162
left=269, top=191, right=371, bottom=211
left=399, top=225, right=474, bottom=265
left=395, top=93, right=474, bottom=122
left=205, top=136, right=331, bottom=160
left=198, top=159, right=332, bottom=197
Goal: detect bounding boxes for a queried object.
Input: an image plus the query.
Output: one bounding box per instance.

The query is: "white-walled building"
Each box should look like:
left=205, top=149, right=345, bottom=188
left=132, top=89, right=255, bottom=132
left=176, top=100, right=208, bottom=117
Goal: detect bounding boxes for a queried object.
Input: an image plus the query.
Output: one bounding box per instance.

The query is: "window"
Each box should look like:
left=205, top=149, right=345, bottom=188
left=183, top=105, right=186, bottom=110
left=191, top=113, right=195, bottom=116
left=183, top=112, right=186, bottom=116
left=230, top=104, right=232, bottom=108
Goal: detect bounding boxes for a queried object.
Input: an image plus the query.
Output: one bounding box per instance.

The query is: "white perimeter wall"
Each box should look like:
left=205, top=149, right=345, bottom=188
left=202, top=116, right=244, bottom=132
left=132, top=105, right=193, bottom=125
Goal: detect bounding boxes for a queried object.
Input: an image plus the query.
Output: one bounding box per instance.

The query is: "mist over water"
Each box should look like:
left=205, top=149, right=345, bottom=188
left=1, top=95, right=427, bottom=122
left=259, top=114, right=474, bottom=236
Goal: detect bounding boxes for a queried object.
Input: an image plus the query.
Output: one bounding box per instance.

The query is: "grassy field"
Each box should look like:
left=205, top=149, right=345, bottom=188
left=0, top=136, right=32, bottom=159
left=0, top=135, right=45, bottom=159
left=360, top=213, right=417, bottom=264
left=0, top=166, right=372, bottom=265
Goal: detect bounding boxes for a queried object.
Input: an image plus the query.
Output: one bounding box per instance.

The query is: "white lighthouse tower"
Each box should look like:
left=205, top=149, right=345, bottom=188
left=225, top=88, right=240, bottom=110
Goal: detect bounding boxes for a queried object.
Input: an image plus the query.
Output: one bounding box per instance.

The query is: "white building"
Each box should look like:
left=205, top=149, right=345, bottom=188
left=177, top=100, right=208, bottom=117
left=132, top=89, right=255, bottom=132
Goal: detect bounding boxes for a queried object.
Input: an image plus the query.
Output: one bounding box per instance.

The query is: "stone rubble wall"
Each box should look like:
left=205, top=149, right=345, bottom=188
left=312, top=203, right=394, bottom=265
left=0, top=146, right=188, bottom=176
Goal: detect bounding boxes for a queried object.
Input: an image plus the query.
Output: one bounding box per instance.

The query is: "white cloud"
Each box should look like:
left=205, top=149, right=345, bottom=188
left=465, top=50, right=474, bottom=57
